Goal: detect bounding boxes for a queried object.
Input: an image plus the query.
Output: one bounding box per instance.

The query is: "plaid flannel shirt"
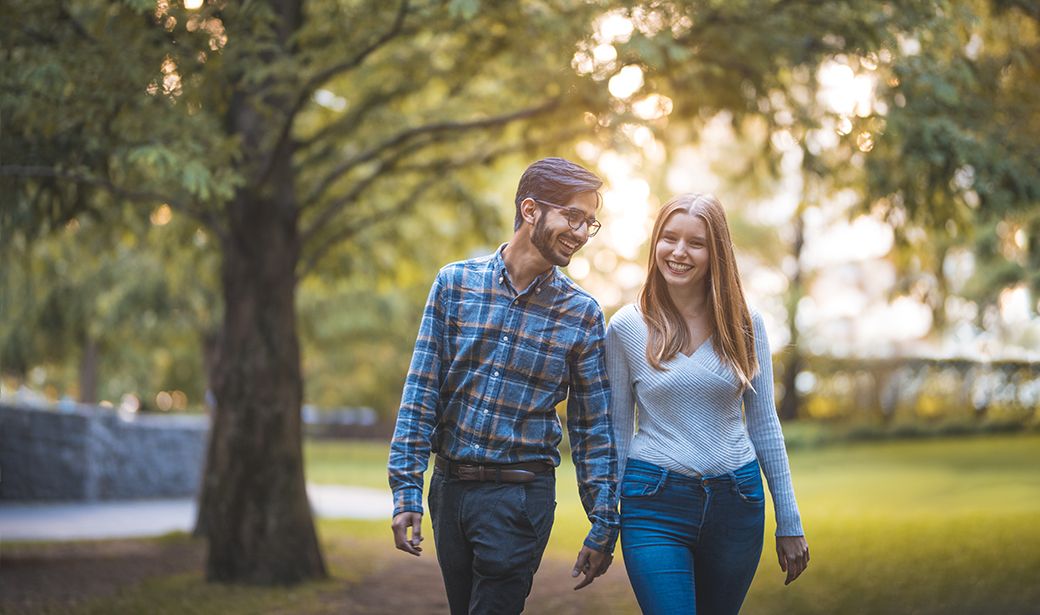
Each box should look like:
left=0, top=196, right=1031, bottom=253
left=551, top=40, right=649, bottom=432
left=388, top=245, right=620, bottom=553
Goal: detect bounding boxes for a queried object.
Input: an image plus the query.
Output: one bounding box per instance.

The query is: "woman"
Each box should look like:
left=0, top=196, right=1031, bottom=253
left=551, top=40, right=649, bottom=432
left=607, top=193, right=809, bottom=614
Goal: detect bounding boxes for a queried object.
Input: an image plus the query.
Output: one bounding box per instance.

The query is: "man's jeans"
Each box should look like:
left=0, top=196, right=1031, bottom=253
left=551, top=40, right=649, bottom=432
left=620, top=458, right=765, bottom=615
left=428, top=468, right=556, bottom=615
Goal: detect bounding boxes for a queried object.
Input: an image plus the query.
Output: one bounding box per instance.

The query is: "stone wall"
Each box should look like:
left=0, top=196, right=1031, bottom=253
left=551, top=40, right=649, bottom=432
left=0, top=403, right=209, bottom=501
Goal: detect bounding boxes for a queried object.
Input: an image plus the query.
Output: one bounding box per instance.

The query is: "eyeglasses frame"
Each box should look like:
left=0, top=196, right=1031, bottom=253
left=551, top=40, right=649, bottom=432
left=531, top=198, right=602, bottom=237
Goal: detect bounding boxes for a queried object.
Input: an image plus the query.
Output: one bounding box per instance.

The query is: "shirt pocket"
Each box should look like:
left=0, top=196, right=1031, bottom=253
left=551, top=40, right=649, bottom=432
left=514, top=325, right=570, bottom=389
left=445, top=291, right=493, bottom=358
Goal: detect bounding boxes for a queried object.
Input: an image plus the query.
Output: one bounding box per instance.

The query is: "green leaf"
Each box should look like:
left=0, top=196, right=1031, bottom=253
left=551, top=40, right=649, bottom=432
left=449, top=0, right=479, bottom=20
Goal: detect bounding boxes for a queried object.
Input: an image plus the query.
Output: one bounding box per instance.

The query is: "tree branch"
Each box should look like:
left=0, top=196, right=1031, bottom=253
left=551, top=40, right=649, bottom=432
left=57, top=2, right=98, bottom=43
left=295, top=81, right=419, bottom=154
left=394, top=131, right=587, bottom=174
left=298, top=144, right=419, bottom=244
left=297, top=132, right=586, bottom=277
left=0, top=165, right=226, bottom=239
left=300, top=0, right=410, bottom=100
left=301, top=100, right=560, bottom=209
left=298, top=176, right=434, bottom=278
left=255, top=0, right=411, bottom=185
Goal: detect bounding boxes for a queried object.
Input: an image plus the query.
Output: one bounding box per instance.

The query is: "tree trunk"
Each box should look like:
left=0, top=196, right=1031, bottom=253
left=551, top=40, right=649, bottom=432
left=778, top=213, right=805, bottom=422
left=192, top=327, right=222, bottom=539
left=778, top=345, right=803, bottom=422
left=201, top=190, right=326, bottom=583
left=197, top=0, right=323, bottom=583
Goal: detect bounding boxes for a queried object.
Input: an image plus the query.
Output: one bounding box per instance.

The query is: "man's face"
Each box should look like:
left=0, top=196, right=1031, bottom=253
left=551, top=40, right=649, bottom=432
left=530, top=191, right=598, bottom=267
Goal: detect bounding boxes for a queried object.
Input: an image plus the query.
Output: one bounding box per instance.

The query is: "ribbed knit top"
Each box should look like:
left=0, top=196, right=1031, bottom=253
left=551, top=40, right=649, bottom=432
left=606, top=303, right=804, bottom=536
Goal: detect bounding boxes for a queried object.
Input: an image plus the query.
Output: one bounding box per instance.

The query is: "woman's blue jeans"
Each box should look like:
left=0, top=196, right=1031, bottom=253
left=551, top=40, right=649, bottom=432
left=620, top=458, right=765, bottom=615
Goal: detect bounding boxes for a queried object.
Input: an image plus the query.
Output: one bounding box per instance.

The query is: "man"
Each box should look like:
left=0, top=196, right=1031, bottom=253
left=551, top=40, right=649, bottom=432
left=388, top=157, right=619, bottom=614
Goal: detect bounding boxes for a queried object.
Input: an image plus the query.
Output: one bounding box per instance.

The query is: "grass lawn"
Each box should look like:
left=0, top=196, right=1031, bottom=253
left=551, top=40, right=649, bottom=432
left=740, top=435, right=1040, bottom=615
left=309, top=434, right=1040, bottom=615
left=305, top=439, right=392, bottom=489
left=24, top=433, right=1040, bottom=614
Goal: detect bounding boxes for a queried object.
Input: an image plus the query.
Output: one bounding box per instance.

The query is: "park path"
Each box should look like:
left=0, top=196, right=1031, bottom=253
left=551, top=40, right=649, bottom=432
left=324, top=545, right=635, bottom=615
left=0, top=484, right=391, bottom=541
left=1, top=530, right=637, bottom=614
left=1, top=485, right=637, bottom=613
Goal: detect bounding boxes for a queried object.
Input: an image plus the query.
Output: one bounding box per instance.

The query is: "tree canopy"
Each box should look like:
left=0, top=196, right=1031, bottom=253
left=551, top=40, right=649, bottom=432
left=3, top=0, right=1038, bottom=583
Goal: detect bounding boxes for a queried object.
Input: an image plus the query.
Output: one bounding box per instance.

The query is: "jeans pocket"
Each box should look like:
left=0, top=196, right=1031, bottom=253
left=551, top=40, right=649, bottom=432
left=520, top=478, right=556, bottom=538
left=428, top=471, right=443, bottom=521
left=732, top=473, right=765, bottom=506
left=620, top=472, right=664, bottom=498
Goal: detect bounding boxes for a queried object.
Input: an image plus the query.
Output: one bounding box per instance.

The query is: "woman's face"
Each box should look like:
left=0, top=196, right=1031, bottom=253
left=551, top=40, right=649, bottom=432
left=654, top=211, right=710, bottom=291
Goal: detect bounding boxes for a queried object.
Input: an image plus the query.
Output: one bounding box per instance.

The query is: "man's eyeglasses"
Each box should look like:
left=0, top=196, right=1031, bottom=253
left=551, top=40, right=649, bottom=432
left=533, top=199, right=602, bottom=237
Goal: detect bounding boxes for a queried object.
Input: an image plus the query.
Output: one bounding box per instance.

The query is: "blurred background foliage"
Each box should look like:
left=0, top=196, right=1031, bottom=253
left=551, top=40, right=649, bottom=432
left=1, top=0, right=1038, bottom=432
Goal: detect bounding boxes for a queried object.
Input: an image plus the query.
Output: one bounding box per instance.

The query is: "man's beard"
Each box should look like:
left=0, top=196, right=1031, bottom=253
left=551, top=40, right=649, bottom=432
left=531, top=215, right=571, bottom=267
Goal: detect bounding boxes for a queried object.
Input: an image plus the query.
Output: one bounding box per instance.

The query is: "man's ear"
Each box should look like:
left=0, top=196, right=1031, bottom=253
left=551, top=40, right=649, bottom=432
left=520, top=197, right=539, bottom=227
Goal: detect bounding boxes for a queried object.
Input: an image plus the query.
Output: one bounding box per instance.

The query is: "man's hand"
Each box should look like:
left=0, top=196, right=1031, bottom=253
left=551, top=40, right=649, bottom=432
left=391, top=512, right=424, bottom=556
left=776, top=535, right=809, bottom=585
left=571, top=545, right=612, bottom=590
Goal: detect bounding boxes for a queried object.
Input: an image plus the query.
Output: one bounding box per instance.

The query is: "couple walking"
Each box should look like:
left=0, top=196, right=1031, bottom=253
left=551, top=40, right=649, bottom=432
left=388, top=157, right=809, bottom=614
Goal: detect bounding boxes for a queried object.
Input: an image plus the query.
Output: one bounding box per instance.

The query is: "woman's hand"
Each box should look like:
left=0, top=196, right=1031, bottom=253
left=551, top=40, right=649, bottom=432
left=776, top=535, right=809, bottom=585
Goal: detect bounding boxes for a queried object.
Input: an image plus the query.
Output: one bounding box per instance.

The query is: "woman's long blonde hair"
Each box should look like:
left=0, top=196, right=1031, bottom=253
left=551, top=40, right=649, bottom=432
left=638, top=193, right=759, bottom=392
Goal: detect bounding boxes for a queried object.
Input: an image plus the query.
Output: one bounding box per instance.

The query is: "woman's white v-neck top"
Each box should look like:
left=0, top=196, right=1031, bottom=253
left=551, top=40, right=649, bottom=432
left=606, top=303, right=804, bottom=536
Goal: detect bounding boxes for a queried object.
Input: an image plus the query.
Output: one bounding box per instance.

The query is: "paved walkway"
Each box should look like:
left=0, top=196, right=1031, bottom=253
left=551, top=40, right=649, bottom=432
left=0, top=485, right=392, bottom=542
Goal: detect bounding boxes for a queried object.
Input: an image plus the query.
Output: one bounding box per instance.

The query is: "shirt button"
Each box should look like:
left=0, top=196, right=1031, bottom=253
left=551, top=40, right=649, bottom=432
left=483, top=409, right=489, bottom=415
left=475, top=444, right=481, bottom=449
left=498, top=275, right=504, bottom=284
left=502, top=335, right=508, bottom=342
left=535, top=287, right=541, bottom=293
left=493, top=371, right=500, bottom=377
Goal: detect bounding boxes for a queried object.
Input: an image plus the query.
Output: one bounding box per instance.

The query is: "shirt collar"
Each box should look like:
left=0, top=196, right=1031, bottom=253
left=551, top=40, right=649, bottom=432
left=494, top=243, right=557, bottom=295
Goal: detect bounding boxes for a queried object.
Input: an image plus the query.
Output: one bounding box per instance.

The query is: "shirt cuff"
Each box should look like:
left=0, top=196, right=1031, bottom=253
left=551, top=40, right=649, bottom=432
left=775, top=515, right=804, bottom=537
left=392, top=487, right=424, bottom=517
left=583, top=521, right=620, bottom=554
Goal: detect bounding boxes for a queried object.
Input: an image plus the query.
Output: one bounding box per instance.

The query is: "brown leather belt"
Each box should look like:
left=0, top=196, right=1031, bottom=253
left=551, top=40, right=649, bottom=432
left=435, top=456, right=554, bottom=483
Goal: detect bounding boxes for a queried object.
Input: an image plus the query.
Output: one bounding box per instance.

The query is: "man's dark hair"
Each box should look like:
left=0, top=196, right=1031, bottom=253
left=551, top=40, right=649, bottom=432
left=513, top=157, right=603, bottom=231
